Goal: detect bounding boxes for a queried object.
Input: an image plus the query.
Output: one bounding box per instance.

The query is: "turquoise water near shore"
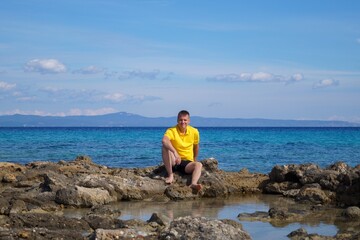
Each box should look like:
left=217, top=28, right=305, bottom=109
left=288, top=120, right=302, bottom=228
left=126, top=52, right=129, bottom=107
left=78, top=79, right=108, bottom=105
left=1, top=127, right=359, bottom=173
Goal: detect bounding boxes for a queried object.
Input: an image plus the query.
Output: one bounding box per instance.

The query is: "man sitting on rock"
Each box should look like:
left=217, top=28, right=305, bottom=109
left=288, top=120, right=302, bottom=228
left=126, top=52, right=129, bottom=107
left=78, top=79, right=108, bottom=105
left=162, top=110, right=203, bottom=191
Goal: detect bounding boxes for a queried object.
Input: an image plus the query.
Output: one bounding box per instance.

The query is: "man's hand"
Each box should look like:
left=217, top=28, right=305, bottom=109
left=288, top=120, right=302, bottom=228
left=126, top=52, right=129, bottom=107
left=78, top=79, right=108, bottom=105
left=174, top=152, right=181, bottom=165
left=162, top=135, right=181, bottom=165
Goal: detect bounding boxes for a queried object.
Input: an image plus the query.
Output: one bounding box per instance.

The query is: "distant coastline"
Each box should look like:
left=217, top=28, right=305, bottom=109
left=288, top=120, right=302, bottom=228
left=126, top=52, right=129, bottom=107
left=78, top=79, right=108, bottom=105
left=0, top=112, right=359, bottom=127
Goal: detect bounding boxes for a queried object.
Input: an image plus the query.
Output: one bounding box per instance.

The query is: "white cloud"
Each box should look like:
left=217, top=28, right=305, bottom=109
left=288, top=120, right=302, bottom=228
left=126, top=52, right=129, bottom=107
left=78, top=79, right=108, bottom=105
left=313, top=79, right=339, bottom=89
left=16, top=96, right=37, bottom=102
left=104, top=93, right=126, bottom=102
left=328, top=115, right=360, bottom=124
left=40, top=87, right=102, bottom=102
left=67, top=108, right=117, bottom=116
left=118, top=69, right=160, bottom=80
left=73, top=65, right=104, bottom=74
left=207, top=72, right=303, bottom=84
left=0, top=108, right=117, bottom=116
left=0, top=81, right=16, bottom=90
left=104, top=71, right=118, bottom=79
left=39, top=87, right=160, bottom=104
left=0, top=109, right=51, bottom=116
left=127, top=95, right=161, bottom=103
left=104, top=92, right=161, bottom=103
left=24, top=59, right=67, bottom=74
left=102, top=68, right=172, bottom=81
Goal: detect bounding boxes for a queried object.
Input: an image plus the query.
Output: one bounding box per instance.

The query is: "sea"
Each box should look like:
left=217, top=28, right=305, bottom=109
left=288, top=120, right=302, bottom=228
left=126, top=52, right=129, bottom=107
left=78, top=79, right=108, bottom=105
left=1, top=127, right=359, bottom=173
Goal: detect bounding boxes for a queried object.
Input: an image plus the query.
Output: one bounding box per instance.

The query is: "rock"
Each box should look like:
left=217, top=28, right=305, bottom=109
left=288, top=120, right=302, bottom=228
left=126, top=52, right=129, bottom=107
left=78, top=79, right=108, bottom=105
left=287, top=227, right=308, bottom=238
left=55, top=185, right=116, bottom=207
left=238, top=203, right=331, bottom=228
left=83, top=214, right=125, bottom=229
left=286, top=227, right=357, bottom=240
left=83, top=205, right=124, bottom=229
left=264, top=181, right=301, bottom=194
left=0, top=162, right=26, bottom=173
left=0, top=198, right=10, bottom=215
left=9, top=213, right=92, bottom=231
left=2, top=173, right=17, bottom=183
left=268, top=207, right=294, bottom=220
left=264, top=162, right=360, bottom=207
left=237, top=211, right=270, bottom=222
left=0, top=227, right=85, bottom=240
left=283, top=189, right=301, bottom=198
left=201, top=158, right=219, bottom=172
left=342, top=206, right=360, bottom=220
left=336, top=170, right=360, bottom=207
left=88, top=217, right=164, bottom=240
left=269, top=165, right=289, bottom=182
left=296, top=187, right=330, bottom=204
left=269, top=163, right=320, bottom=184
left=90, top=228, right=158, bottom=240
left=2, top=158, right=360, bottom=239
left=9, top=200, right=27, bottom=215
left=327, top=162, right=349, bottom=173
left=147, top=213, right=166, bottom=226
left=74, top=155, right=94, bottom=165
left=165, top=186, right=198, bottom=200
left=89, top=205, right=122, bottom=216
left=160, top=216, right=251, bottom=240
left=78, top=174, right=117, bottom=196
left=39, top=172, right=72, bottom=192
left=220, top=219, right=244, bottom=230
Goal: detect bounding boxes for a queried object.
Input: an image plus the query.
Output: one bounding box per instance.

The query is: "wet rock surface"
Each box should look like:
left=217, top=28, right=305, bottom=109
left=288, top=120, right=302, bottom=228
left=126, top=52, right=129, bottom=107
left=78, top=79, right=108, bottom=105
left=0, top=156, right=359, bottom=239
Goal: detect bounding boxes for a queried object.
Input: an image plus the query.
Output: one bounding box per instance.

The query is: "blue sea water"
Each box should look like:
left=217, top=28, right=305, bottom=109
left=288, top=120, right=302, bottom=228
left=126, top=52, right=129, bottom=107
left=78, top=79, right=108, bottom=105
left=0, top=127, right=359, bottom=173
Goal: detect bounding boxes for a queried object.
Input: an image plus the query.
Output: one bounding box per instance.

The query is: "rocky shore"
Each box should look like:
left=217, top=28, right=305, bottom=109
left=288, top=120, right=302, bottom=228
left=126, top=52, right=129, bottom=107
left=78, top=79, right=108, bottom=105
left=0, top=156, right=359, bottom=239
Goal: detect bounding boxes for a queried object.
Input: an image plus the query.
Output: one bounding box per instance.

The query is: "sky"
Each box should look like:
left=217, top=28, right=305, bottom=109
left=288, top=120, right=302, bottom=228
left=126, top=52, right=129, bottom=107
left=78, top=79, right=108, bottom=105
left=0, top=0, right=360, bottom=122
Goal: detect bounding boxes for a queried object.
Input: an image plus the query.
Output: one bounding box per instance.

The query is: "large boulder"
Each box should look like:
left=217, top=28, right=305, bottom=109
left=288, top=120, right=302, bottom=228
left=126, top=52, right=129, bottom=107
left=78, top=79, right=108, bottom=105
left=55, top=185, right=116, bottom=207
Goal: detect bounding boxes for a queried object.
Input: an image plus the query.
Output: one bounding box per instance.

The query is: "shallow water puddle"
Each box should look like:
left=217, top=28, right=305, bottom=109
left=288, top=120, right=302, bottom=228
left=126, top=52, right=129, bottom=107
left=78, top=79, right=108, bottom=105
left=113, top=195, right=338, bottom=240
left=63, top=194, right=338, bottom=240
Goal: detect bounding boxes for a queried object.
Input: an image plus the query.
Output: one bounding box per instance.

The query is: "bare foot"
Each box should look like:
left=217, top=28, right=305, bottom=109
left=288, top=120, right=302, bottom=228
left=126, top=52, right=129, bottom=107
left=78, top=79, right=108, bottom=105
left=165, top=174, right=174, bottom=184
left=190, top=184, right=202, bottom=191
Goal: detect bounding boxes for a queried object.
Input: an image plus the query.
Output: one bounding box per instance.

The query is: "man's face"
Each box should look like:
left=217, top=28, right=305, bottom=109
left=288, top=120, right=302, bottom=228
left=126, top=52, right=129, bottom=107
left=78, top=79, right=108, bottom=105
left=177, top=114, right=190, bottom=131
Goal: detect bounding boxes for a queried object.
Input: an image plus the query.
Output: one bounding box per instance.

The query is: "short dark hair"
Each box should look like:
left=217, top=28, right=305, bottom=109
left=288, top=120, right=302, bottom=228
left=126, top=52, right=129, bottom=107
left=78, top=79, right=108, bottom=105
left=177, top=110, right=190, bottom=119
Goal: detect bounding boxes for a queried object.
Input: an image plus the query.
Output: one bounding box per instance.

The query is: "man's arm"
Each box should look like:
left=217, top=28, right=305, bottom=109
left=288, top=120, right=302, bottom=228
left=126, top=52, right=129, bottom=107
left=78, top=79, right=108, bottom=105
left=162, top=135, right=181, bottom=164
left=193, top=144, right=199, bottom=161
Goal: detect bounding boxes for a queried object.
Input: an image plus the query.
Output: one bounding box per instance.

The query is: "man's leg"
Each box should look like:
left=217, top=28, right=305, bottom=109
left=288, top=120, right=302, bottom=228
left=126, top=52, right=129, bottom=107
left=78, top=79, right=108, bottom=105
left=185, top=161, right=203, bottom=190
left=162, top=146, right=175, bottom=184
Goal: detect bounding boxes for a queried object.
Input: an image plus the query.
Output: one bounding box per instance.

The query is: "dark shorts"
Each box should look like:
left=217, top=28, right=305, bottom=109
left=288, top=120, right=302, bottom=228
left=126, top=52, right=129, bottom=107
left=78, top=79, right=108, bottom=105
left=173, top=160, right=192, bottom=174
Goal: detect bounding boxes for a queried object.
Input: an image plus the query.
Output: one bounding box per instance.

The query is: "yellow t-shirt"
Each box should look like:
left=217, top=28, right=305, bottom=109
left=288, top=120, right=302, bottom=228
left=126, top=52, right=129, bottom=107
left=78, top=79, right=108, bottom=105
left=164, top=125, right=200, bottom=161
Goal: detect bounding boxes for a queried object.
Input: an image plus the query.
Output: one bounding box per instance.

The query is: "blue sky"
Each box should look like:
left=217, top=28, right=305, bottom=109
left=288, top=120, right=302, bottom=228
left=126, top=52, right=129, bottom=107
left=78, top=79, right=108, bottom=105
left=1, top=0, right=359, bottom=122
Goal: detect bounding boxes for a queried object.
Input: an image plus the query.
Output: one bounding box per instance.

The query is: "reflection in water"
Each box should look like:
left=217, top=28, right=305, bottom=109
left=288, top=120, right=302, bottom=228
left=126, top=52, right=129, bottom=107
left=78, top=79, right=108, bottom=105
left=112, top=195, right=338, bottom=240
left=63, top=194, right=339, bottom=240
left=115, top=194, right=269, bottom=222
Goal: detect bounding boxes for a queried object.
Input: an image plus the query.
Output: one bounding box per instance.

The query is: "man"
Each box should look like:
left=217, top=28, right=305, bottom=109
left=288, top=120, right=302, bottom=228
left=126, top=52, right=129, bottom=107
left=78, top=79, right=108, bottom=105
left=162, top=110, right=202, bottom=190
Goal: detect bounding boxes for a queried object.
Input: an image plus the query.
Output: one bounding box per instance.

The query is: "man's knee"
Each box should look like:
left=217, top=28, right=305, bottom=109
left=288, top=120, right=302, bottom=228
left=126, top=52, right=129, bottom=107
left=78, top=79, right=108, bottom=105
left=192, top=162, right=202, bottom=172
left=195, top=161, right=202, bottom=169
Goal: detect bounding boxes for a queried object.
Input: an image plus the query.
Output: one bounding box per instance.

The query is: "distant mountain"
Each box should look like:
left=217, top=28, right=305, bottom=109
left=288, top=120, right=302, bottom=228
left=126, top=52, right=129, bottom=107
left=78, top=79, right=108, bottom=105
left=0, top=112, right=359, bottom=127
